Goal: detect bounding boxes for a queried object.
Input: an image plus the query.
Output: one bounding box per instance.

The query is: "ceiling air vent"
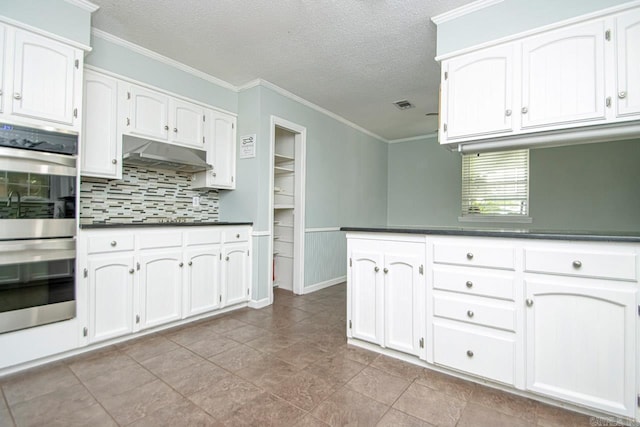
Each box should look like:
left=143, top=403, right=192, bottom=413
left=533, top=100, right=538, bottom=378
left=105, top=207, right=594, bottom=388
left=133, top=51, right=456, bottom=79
left=393, top=99, right=415, bottom=110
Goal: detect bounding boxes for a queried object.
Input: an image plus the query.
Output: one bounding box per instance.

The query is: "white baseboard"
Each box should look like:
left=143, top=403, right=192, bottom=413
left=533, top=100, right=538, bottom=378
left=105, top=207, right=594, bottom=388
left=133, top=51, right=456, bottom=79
left=302, top=276, right=346, bottom=294
left=248, top=298, right=271, bottom=309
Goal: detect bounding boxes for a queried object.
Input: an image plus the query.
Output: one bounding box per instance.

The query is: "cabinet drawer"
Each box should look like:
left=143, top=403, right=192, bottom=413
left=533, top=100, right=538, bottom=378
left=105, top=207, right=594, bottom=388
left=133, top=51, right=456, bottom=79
left=223, top=229, right=249, bottom=243
left=87, top=235, right=134, bottom=254
left=524, top=248, right=636, bottom=281
left=138, top=232, right=183, bottom=250
left=433, top=242, right=515, bottom=270
left=433, top=295, right=516, bottom=331
left=434, top=323, right=515, bottom=385
left=185, top=229, right=221, bottom=246
left=433, top=268, right=515, bottom=300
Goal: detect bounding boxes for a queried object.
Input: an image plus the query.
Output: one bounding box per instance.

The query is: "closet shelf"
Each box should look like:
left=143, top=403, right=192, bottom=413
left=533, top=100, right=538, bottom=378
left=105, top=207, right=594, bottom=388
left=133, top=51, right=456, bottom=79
left=274, top=153, right=294, bottom=163
left=274, top=222, right=294, bottom=228
left=274, top=204, right=294, bottom=210
left=274, top=166, right=294, bottom=175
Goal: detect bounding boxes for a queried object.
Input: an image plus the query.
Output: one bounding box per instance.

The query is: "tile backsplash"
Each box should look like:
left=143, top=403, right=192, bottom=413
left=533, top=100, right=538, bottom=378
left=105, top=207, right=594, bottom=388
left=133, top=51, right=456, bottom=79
left=80, top=166, right=219, bottom=223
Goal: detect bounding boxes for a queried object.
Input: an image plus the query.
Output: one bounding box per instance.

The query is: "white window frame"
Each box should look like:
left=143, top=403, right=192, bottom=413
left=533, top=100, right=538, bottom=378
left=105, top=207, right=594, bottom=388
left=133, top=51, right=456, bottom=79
left=459, top=149, right=532, bottom=223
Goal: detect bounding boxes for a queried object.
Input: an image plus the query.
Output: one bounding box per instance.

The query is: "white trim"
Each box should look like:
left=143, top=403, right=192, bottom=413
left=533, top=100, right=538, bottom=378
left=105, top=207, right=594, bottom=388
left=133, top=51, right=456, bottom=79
left=302, top=276, right=347, bottom=294
left=388, top=133, right=438, bottom=144
left=252, top=231, right=271, bottom=237
left=0, top=15, right=91, bottom=51
left=432, top=0, right=504, bottom=25
left=305, top=227, right=342, bottom=233
left=435, top=0, right=640, bottom=61
left=237, top=79, right=261, bottom=91
left=248, top=298, right=271, bottom=309
left=91, top=28, right=238, bottom=92
left=64, top=0, right=100, bottom=12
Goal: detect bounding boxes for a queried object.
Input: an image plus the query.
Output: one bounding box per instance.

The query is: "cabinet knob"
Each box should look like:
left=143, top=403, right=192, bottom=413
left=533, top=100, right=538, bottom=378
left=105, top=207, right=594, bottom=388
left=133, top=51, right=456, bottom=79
left=13, top=92, right=21, bottom=100
left=212, top=172, right=217, bottom=177
left=110, top=241, right=117, bottom=247
left=179, top=262, right=184, bottom=267
left=129, top=268, right=134, bottom=274
left=466, top=281, right=473, bottom=288
left=521, top=107, right=528, bottom=114
left=466, top=252, right=474, bottom=260
left=467, top=310, right=474, bottom=318
left=164, top=125, right=169, bottom=130
left=572, top=260, right=582, bottom=268
left=173, top=128, right=178, bottom=133
left=383, top=268, right=389, bottom=274
left=112, top=159, right=117, bottom=164
left=188, top=261, right=192, bottom=266
left=606, top=96, right=612, bottom=107
left=526, top=298, right=534, bottom=307
left=505, top=109, right=512, bottom=117
left=236, top=234, right=240, bottom=238
left=225, top=256, right=230, bottom=261
left=466, top=350, right=474, bottom=358
left=618, top=91, right=627, bottom=99
left=0, top=89, right=3, bottom=96
left=374, top=266, right=380, bottom=272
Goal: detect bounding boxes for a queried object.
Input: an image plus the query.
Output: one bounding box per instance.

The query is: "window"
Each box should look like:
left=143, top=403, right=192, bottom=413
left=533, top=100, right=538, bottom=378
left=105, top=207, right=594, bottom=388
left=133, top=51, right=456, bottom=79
left=461, top=149, right=529, bottom=221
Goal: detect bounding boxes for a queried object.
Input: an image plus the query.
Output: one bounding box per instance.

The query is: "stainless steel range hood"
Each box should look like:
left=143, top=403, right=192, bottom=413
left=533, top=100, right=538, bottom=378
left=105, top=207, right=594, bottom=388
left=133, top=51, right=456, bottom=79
left=122, top=135, right=212, bottom=172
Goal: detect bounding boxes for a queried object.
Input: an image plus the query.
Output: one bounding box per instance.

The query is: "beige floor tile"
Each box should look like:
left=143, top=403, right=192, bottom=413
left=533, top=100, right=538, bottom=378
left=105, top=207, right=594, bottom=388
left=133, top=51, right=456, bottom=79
left=222, top=324, right=268, bottom=343
left=127, top=399, right=220, bottom=427
left=207, top=316, right=248, bottom=334
left=160, top=361, right=229, bottom=397
left=68, top=349, right=137, bottom=381
left=377, top=408, right=435, bottom=426
left=208, top=344, right=266, bottom=372
left=311, top=387, right=388, bottom=426
left=415, top=368, right=477, bottom=401
left=370, top=354, right=425, bottom=381
left=294, top=414, right=330, bottom=427
left=81, top=362, right=156, bottom=401
left=470, top=385, right=538, bottom=423
left=119, top=334, right=180, bottom=362
left=163, top=324, right=221, bottom=346
left=305, top=351, right=366, bottom=384
left=246, top=333, right=301, bottom=353
left=40, top=402, right=117, bottom=427
left=2, top=363, right=79, bottom=406
left=182, top=334, right=241, bottom=358
left=188, top=375, right=263, bottom=420
left=346, top=366, right=411, bottom=405
left=337, top=344, right=380, bottom=365
left=0, top=390, right=14, bottom=427
left=222, top=392, right=306, bottom=427
left=268, top=369, right=341, bottom=411
left=535, top=402, right=597, bottom=427
left=235, top=356, right=300, bottom=389
left=140, top=347, right=204, bottom=378
left=273, top=341, right=329, bottom=369
left=393, top=382, right=466, bottom=426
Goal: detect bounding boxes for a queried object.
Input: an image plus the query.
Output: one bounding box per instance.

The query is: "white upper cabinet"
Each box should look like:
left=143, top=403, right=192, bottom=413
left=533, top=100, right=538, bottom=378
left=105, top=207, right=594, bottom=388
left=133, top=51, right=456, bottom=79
left=82, top=70, right=121, bottom=179
left=126, top=84, right=170, bottom=140
left=442, top=43, right=515, bottom=140
left=0, top=25, right=82, bottom=130
left=191, top=109, right=237, bottom=190
left=615, top=8, right=640, bottom=118
left=521, top=19, right=606, bottom=129
left=170, top=98, right=205, bottom=148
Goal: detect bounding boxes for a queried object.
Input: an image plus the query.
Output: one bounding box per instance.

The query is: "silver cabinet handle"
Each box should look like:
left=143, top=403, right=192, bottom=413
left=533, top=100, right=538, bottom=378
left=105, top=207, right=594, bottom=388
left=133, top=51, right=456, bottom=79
left=467, top=310, right=474, bottom=318
left=505, top=109, right=512, bottom=117
left=606, top=96, right=612, bottom=107
left=619, top=91, right=627, bottom=99
left=188, top=261, right=192, bottom=266
left=112, top=159, right=117, bottom=164
left=13, top=92, right=21, bottom=100
left=0, top=89, right=3, bottom=96
left=236, top=234, right=240, bottom=238
left=374, top=266, right=380, bottom=272
left=466, top=281, right=473, bottom=288
left=135, top=315, right=140, bottom=324
left=572, top=260, right=582, bottom=268
left=129, top=268, right=134, bottom=274
left=526, top=299, right=534, bottom=307
left=466, top=350, right=474, bottom=358
left=110, top=241, right=117, bottom=247
left=173, top=128, right=178, bottom=133
left=179, top=262, right=184, bottom=267
left=466, top=252, right=474, bottom=260
left=225, top=256, right=230, bottom=261
left=164, top=125, right=169, bottom=130
left=521, top=107, right=528, bottom=114
left=383, top=268, right=389, bottom=274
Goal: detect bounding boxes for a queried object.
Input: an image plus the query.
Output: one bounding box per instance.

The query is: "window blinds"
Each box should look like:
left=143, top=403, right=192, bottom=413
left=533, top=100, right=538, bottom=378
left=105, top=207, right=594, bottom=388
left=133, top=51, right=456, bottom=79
left=461, top=149, right=529, bottom=217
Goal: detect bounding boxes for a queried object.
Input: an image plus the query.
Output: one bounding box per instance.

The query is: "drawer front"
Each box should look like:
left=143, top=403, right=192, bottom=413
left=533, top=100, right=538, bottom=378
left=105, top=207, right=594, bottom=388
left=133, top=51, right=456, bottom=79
left=87, top=234, right=135, bottom=254
left=138, top=232, right=183, bottom=250
left=433, top=268, right=515, bottom=300
left=433, top=243, right=515, bottom=270
left=434, top=323, right=515, bottom=385
left=433, top=295, right=516, bottom=331
left=524, top=248, right=636, bottom=281
left=223, top=228, right=249, bottom=243
left=185, top=229, right=221, bottom=246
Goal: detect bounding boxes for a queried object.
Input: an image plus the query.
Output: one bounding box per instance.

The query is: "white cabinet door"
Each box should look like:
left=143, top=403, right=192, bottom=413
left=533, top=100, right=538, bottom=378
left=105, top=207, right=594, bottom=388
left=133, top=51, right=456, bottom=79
left=349, top=250, right=384, bottom=346
left=615, top=8, right=640, bottom=118
left=184, top=247, right=220, bottom=317
left=384, top=251, right=424, bottom=356
left=521, top=19, right=606, bottom=129
left=192, top=110, right=236, bottom=189
left=221, top=243, right=249, bottom=307
left=442, top=43, right=515, bottom=140
left=87, top=255, right=134, bottom=343
left=0, top=25, right=5, bottom=114
left=10, top=29, right=78, bottom=126
left=525, top=279, right=637, bottom=417
left=126, top=84, right=169, bottom=140
left=170, top=98, right=205, bottom=148
left=82, top=70, right=121, bottom=179
left=139, top=250, right=183, bottom=329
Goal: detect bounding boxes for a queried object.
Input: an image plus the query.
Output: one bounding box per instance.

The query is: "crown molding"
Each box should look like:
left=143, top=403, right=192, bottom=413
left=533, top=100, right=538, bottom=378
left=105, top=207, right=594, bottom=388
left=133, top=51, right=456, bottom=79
left=431, top=0, right=503, bottom=25
left=388, top=133, right=438, bottom=144
left=64, top=0, right=100, bottom=12
left=91, top=28, right=238, bottom=92
left=0, top=15, right=91, bottom=51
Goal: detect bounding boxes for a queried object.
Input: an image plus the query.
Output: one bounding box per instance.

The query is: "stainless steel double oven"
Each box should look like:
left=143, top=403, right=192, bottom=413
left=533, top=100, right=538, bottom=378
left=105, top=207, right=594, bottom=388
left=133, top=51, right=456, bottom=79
left=0, top=123, right=78, bottom=334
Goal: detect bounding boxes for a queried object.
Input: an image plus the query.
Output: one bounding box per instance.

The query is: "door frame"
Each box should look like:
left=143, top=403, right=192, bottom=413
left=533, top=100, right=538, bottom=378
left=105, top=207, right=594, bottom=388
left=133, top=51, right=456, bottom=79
left=268, top=116, right=306, bottom=302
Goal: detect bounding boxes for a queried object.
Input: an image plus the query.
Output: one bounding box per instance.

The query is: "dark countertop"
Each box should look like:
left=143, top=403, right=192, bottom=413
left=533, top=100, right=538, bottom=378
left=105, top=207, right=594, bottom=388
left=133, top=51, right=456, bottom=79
left=80, top=221, right=253, bottom=229
left=340, top=226, right=640, bottom=243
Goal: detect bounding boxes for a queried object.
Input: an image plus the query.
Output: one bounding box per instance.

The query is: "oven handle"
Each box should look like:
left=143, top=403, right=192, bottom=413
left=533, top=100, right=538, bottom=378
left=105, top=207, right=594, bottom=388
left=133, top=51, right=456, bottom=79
left=0, top=238, right=76, bottom=266
left=0, top=147, right=76, bottom=176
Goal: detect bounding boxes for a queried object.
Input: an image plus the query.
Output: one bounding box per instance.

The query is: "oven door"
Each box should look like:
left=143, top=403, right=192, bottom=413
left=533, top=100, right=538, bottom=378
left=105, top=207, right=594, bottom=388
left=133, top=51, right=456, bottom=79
left=0, top=147, right=76, bottom=239
left=0, top=238, right=76, bottom=334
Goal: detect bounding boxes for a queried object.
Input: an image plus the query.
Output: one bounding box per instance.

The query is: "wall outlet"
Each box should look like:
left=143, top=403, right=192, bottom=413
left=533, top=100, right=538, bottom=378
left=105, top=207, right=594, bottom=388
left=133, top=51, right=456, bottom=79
left=192, top=196, right=200, bottom=207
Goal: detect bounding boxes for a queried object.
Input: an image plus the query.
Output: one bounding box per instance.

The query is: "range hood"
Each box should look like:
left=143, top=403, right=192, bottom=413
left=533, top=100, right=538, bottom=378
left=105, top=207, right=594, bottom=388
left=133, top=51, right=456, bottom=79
left=122, top=136, right=211, bottom=172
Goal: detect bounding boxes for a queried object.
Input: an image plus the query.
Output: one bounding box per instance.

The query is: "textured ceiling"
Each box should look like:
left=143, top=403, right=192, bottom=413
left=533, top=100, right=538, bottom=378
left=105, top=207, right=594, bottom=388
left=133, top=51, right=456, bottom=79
left=90, top=0, right=476, bottom=141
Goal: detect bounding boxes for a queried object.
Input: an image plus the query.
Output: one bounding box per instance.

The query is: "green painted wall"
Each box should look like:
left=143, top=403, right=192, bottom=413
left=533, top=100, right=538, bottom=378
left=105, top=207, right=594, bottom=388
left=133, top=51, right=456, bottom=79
left=0, top=0, right=91, bottom=46
left=387, top=138, right=640, bottom=232
left=437, top=0, right=631, bottom=56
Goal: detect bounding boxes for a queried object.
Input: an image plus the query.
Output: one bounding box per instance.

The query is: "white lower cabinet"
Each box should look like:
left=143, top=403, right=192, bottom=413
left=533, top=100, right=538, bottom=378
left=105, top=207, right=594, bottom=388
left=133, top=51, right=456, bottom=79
left=221, top=242, right=250, bottom=307
left=348, top=236, right=425, bottom=357
left=184, top=247, right=221, bottom=316
left=138, top=250, right=183, bottom=329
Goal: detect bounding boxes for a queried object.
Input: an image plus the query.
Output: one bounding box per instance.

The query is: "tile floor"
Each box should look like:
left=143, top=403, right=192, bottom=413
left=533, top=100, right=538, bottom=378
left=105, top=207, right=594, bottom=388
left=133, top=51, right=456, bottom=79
left=0, top=284, right=601, bottom=426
